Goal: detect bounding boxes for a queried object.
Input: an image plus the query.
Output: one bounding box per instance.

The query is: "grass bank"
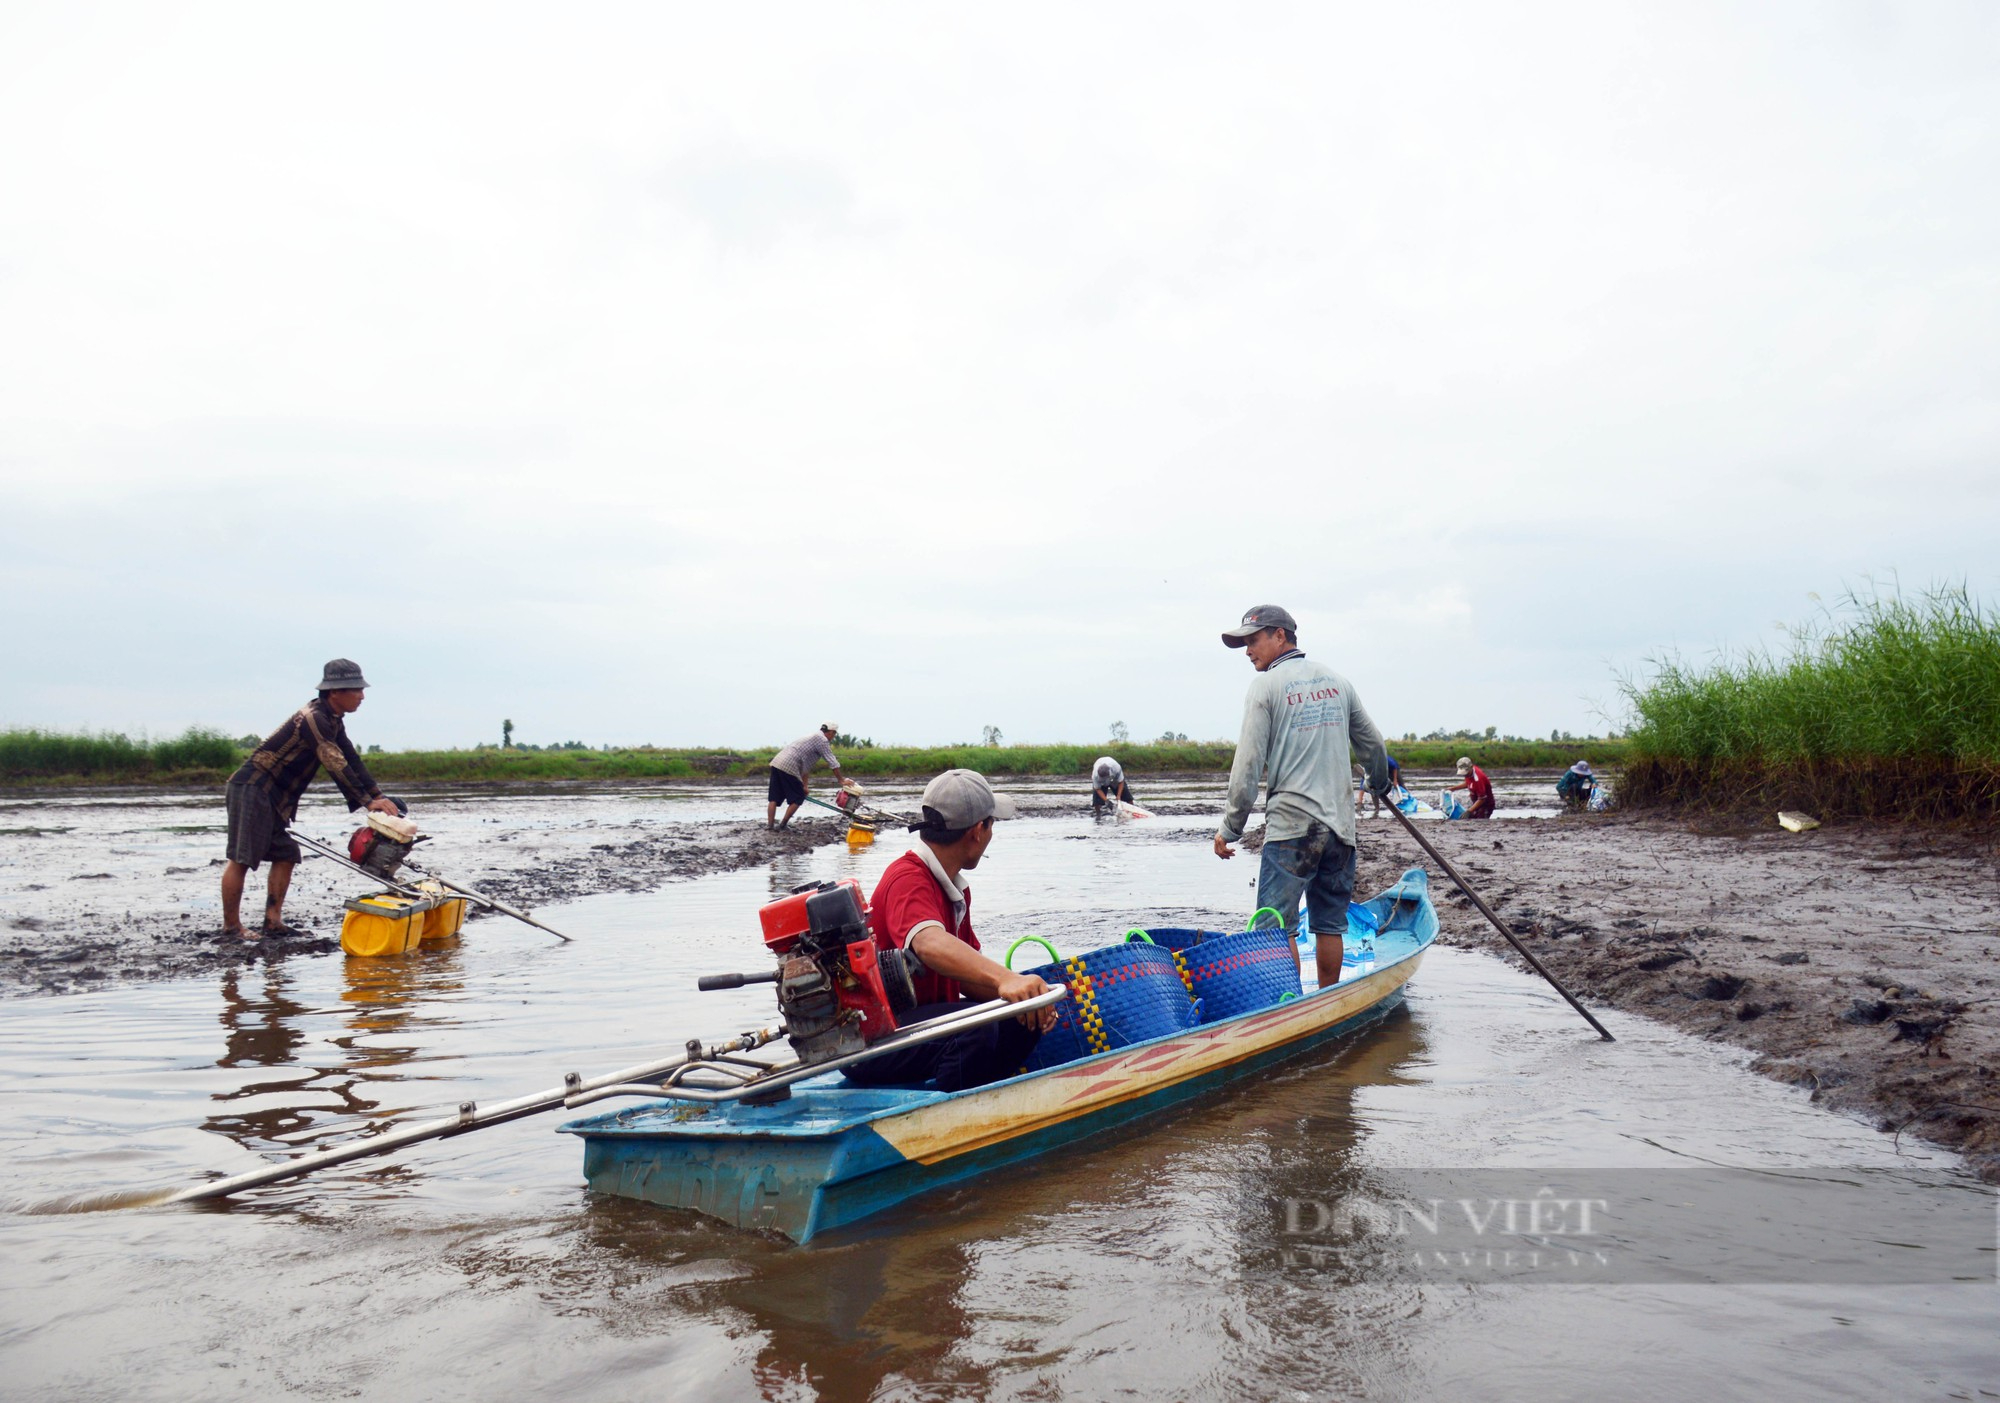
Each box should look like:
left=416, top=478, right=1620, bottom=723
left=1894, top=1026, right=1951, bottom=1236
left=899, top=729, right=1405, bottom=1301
left=0, top=728, right=239, bottom=783
left=1619, top=586, right=2000, bottom=822
left=0, top=734, right=1629, bottom=787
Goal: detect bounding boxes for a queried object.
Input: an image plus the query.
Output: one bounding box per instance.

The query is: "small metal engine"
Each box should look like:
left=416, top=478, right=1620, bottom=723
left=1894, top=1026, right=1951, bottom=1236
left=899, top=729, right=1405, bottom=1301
left=698, top=878, right=919, bottom=1065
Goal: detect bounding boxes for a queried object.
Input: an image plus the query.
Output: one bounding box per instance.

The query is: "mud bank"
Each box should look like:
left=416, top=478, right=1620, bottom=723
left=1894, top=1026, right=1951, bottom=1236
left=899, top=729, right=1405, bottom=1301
left=0, top=819, right=832, bottom=999
left=0, top=780, right=1144, bottom=1000
left=1354, top=814, right=2000, bottom=1180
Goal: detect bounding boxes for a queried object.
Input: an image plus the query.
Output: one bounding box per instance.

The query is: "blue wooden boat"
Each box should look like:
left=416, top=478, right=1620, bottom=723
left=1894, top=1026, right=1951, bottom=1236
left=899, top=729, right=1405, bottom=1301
left=559, top=869, right=1438, bottom=1242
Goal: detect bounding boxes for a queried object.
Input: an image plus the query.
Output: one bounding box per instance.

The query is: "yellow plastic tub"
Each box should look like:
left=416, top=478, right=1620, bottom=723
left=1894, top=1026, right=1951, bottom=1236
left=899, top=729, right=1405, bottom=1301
left=846, top=823, right=876, bottom=847
left=422, top=895, right=469, bottom=941
left=339, top=893, right=436, bottom=957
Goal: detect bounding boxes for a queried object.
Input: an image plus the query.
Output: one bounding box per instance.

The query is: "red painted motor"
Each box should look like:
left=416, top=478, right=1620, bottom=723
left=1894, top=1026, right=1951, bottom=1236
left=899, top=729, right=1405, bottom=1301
left=703, top=879, right=919, bottom=1065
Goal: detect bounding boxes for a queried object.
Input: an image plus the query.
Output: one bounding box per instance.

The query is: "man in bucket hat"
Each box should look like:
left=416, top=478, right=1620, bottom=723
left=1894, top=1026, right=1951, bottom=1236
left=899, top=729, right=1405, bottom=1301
left=1555, top=759, right=1595, bottom=810
left=220, top=659, right=401, bottom=939
left=845, top=769, right=1057, bottom=1091
left=1213, top=606, right=1392, bottom=989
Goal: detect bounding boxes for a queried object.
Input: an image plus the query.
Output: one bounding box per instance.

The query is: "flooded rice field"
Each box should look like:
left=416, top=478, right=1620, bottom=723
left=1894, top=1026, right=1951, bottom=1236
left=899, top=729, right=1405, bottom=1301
left=1, top=780, right=1994, bottom=1400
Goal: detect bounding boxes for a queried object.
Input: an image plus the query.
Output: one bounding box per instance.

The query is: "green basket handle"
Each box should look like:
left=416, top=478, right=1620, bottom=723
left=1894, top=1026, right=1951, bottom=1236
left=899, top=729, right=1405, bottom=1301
left=1246, top=906, right=1287, bottom=932
left=1124, top=927, right=1154, bottom=944
left=1277, top=991, right=1299, bottom=1002
left=1004, top=935, right=1061, bottom=971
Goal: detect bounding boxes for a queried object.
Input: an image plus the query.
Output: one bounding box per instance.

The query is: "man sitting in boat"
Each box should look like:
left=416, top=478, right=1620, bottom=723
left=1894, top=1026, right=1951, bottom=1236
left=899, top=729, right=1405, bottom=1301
left=1090, top=754, right=1135, bottom=815
left=1555, top=760, right=1596, bottom=810
left=222, top=658, right=402, bottom=940
left=1212, top=604, right=1393, bottom=989
left=845, top=769, right=1058, bottom=1092
left=1447, top=756, right=1496, bottom=819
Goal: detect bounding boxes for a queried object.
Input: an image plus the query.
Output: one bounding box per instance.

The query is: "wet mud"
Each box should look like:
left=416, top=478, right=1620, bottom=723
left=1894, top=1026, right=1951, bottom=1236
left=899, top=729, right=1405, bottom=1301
left=7, top=776, right=1996, bottom=1183
left=1383, top=812, right=2000, bottom=1182
left=0, top=791, right=869, bottom=998
left=0, top=781, right=1120, bottom=999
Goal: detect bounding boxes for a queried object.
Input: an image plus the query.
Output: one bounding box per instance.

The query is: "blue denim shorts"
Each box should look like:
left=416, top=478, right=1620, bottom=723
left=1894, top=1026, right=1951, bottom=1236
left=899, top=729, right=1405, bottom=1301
left=1254, top=822, right=1356, bottom=937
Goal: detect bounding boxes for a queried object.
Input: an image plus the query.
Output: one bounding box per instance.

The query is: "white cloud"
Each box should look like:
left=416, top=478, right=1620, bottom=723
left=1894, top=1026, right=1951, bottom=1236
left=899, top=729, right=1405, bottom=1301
left=2, top=2, right=1996, bottom=747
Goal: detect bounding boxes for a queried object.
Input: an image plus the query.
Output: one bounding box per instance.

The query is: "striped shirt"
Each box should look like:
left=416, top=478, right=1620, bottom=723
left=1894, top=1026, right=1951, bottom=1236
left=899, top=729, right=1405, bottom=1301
left=771, top=732, right=839, bottom=779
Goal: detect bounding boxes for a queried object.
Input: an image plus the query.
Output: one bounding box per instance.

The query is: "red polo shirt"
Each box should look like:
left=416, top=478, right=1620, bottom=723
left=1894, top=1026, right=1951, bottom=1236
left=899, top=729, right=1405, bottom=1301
left=1465, top=765, right=1493, bottom=804
left=869, top=847, right=980, bottom=1006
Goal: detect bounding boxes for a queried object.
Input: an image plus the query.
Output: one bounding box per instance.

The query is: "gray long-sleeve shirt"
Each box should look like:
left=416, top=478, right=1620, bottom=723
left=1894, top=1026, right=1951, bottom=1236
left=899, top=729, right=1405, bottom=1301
left=1217, top=652, right=1390, bottom=846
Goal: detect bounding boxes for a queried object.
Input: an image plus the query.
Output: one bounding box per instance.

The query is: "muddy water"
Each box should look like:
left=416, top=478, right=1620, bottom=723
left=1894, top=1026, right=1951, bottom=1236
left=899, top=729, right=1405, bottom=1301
left=0, top=789, right=1992, bottom=1401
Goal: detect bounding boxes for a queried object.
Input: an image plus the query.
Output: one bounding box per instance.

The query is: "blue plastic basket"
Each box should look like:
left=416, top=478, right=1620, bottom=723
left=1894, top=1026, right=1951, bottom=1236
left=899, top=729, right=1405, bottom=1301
left=1006, top=936, right=1203, bottom=1072
left=1121, top=925, right=1219, bottom=955
left=1176, top=915, right=1303, bottom=1022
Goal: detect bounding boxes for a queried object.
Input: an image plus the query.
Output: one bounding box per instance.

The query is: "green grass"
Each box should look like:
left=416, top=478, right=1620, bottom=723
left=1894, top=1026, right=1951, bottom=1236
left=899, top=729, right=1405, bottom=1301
left=0, top=733, right=1629, bottom=787
left=0, top=727, right=238, bottom=781
left=1619, top=585, right=2000, bottom=819
left=1387, top=739, right=1628, bottom=770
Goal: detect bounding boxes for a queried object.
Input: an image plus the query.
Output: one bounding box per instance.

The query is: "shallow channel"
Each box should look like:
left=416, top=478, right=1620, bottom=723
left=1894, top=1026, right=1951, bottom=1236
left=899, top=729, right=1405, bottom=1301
left=0, top=789, right=1992, bottom=1401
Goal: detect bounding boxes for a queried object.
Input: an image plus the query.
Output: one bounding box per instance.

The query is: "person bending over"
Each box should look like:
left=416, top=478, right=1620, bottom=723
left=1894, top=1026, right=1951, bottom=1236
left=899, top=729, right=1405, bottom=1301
left=845, top=769, right=1057, bottom=1091
left=222, top=659, right=401, bottom=939
left=1090, top=755, right=1135, bottom=815
left=767, top=723, right=845, bottom=830
left=1449, top=757, right=1496, bottom=819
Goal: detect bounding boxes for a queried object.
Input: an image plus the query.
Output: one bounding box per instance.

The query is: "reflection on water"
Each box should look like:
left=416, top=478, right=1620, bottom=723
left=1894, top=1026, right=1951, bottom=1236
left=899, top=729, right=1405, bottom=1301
left=0, top=802, right=1993, bottom=1400
left=200, top=948, right=470, bottom=1161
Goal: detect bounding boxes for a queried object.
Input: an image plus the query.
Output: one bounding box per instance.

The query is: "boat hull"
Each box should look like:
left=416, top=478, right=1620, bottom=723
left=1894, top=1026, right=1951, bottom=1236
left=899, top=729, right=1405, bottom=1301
left=569, top=951, right=1423, bottom=1243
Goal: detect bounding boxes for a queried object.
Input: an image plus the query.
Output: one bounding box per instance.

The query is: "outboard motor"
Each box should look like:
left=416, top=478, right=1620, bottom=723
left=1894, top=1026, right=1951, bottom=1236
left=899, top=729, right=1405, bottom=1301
left=698, top=878, right=919, bottom=1065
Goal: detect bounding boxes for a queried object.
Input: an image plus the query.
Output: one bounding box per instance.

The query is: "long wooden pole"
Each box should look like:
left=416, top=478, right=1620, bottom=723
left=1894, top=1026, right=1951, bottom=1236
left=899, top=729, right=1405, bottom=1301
left=1385, top=803, right=1615, bottom=1041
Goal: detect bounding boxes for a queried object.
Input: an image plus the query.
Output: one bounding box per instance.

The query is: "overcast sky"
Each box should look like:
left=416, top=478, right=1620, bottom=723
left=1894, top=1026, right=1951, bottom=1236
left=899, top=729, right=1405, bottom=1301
left=2, top=2, right=1995, bottom=750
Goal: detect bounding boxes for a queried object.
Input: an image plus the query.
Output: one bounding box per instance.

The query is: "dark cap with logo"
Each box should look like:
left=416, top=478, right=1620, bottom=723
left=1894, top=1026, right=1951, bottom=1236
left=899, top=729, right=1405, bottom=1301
left=317, top=658, right=370, bottom=691
left=1221, top=605, right=1297, bottom=648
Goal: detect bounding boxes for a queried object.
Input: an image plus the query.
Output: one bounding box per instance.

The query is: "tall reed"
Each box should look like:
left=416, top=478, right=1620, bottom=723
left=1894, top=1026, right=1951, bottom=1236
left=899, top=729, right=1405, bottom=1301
left=0, top=727, right=238, bottom=780
left=1620, top=585, right=2000, bottom=819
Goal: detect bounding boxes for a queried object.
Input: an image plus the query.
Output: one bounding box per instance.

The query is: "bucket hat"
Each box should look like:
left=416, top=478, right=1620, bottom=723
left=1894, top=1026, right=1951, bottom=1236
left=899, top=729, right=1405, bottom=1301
left=317, top=658, right=369, bottom=691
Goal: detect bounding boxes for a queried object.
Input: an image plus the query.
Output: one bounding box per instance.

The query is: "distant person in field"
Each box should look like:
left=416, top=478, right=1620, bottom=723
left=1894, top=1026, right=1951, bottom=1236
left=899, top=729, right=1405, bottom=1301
left=222, top=659, right=401, bottom=940
left=1449, top=756, right=1495, bottom=819
left=1212, top=604, right=1392, bottom=990
left=1090, top=755, right=1134, bottom=815
left=1356, top=751, right=1403, bottom=816
left=1556, top=760, right=1596, bottom=810
left=767, top=723, right=845, bottom=830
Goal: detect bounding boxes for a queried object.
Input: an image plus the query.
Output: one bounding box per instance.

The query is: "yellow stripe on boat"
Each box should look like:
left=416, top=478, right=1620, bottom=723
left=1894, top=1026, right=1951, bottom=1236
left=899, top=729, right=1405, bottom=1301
left=875, top=959, right=1419, bottom=1165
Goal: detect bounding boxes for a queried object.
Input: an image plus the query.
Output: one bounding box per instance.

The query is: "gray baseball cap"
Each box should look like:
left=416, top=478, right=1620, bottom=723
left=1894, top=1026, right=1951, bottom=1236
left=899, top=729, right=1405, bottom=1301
left=1221, top=604, right=1297, bottom=647
left=317, top=658, right=369, bottom=691
left=913, top=768, right=1018, bottom=830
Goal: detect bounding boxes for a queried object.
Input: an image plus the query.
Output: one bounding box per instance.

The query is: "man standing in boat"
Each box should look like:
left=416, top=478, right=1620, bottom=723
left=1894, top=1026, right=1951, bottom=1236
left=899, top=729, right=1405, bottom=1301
left=846, top=769, right=1058, bottom=1091
left=766, top=723, right=846, bottom=830
left=221, top=659, right=402, bottom=940
left=1212, top=606, right=1392, bottom=989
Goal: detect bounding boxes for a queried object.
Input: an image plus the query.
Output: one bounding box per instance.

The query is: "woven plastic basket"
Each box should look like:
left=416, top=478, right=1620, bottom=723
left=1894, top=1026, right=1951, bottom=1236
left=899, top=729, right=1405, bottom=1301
left=1006, top=936, right=1203, bottom=1072
left=1176, top=914, right=1303, bottom=1022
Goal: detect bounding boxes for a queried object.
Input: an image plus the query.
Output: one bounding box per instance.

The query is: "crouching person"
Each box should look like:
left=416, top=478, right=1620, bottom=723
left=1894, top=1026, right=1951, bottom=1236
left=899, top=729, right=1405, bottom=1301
left=845, top=769, right=1057, bottom=1092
